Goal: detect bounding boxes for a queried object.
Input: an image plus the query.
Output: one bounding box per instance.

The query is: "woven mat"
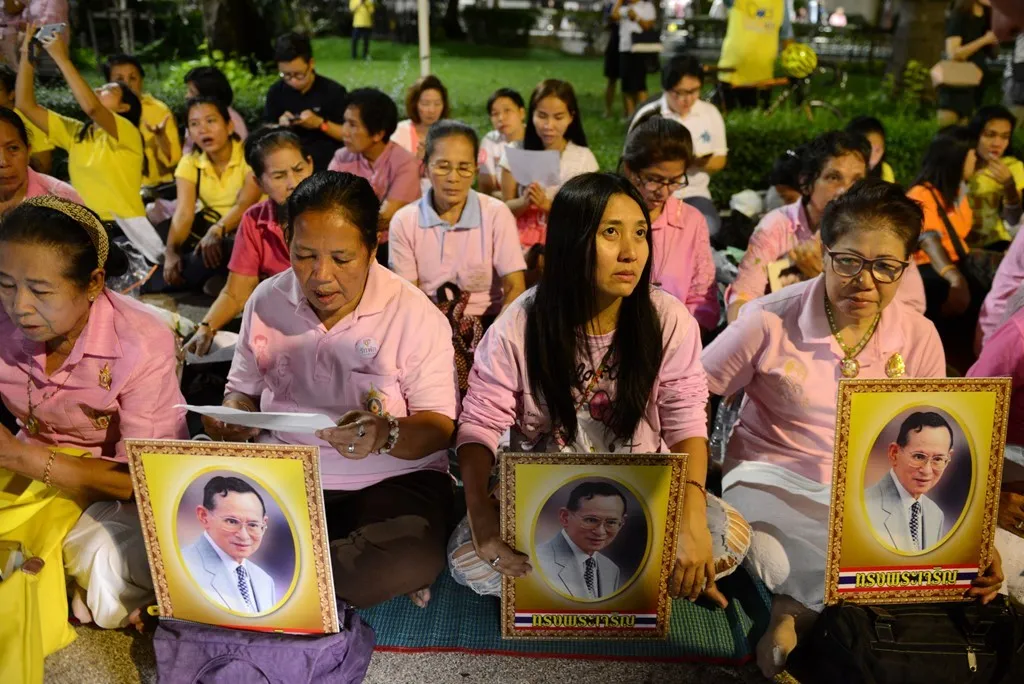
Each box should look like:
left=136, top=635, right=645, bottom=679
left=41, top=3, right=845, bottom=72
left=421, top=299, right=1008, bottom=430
left=357, top=566, right=771, bottom=663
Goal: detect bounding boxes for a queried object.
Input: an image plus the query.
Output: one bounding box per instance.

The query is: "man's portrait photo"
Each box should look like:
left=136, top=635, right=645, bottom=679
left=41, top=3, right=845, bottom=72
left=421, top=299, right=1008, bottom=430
left=534, top=479, right=648, bottom=602
left=177, top=472, right=297, bottom=615
left=864, top=410, right=972, bottom=554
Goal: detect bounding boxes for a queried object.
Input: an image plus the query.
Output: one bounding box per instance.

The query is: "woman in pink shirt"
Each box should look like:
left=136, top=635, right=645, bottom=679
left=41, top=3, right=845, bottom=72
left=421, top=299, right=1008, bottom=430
left=0, top=107, right=81, bottom=213
left=329, top=88, right=422, bottom=267
left=0, top=197, right=187, bottom=630
left=621, top=115, right=719, bottom=331
left=203, top=172, right=459, bottom=609
left=726, top=131, right=926, bottom=322
left=978, top=229, right=1024, bottom=350
left=186, top=127, right=313, bottom=356
left=449, top=173, right=750, bottom=601
left=702, top=180, right=1002, bottom=679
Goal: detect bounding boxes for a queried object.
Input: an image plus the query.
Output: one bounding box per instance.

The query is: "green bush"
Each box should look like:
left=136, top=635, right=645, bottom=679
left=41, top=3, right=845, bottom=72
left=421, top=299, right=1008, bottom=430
left=462, top=8, right=539, bottom=49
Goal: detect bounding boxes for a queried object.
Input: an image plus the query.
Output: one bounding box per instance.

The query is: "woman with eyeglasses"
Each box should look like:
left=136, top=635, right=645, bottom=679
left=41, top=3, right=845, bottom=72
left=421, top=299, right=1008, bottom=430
left=726, top=131, right=926, bottom=323
left=702, top=180, right=1004, bottom=679
left=621, top=115, right=719, bottom=332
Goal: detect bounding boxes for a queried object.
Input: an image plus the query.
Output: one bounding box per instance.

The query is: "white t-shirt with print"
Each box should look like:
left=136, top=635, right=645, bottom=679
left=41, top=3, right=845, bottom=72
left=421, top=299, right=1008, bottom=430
left=499, top=140, right=600, bottom=199
left=631, top=96, right=727, bottom=201
left=478, top=129, right=511, bottom=183
left=619, top=1, right=657, bottom=53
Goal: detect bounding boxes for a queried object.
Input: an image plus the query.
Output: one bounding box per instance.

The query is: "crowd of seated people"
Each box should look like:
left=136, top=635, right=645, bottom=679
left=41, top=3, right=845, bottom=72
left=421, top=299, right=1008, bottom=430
left=3, top=27, right=1024, bottom=683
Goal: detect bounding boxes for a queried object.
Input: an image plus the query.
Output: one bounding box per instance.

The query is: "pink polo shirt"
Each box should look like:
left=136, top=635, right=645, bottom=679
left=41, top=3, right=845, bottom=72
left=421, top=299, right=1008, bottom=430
left=978, top=231, right=1024, bottom=345
left=388, top=190, right=527, bottom=317
left=0, top=290, right=187, bottom=461
left=968, top=307, right=1024, bottom=447
left=226, top=263, right=459, bottom=491
left=457, top=288, right=709, bottom=455
left=651, top=196, right=720, bottom=330
left=25, top=167, right=83, bottom=203
left=725, top=200, right=927, bottom=315
left=228, top=199, right=291, bottom=279
left=703, top=276, right=945, bottom=484
left=328, top=142, right=422, bottom=244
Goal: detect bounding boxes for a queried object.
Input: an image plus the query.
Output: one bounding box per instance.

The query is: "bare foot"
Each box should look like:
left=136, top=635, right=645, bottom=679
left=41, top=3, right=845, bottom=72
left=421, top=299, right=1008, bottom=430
left=127, top=607, right=148, bottom=633
left=756, top=613, right=797, bottom=679
left=407, top=587, right=431, bottom=609
left=70, top=587, right=93, bottom=624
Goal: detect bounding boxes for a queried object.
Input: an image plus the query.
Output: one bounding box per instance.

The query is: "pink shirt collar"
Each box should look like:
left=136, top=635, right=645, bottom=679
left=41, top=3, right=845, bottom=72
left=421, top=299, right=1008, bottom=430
left=794, top=275, right=907, bottom=356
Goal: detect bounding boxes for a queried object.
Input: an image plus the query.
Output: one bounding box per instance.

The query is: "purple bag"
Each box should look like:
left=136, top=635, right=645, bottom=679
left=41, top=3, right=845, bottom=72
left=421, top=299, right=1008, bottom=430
left=153, top=606, right=374, bottom=684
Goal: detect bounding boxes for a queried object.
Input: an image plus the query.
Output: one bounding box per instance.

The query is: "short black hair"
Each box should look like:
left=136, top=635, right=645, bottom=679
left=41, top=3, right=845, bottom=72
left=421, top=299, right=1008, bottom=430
left=423, top=119, right=479, bottom=164
left=622, top=115, right=693, bottom=172
left=769, top=146, right=804, bottom=188
left=103, top=53, right=144, bottom=82
left=345, top=88, right=399, bottom=142
left=661, top=56, right=704, bottom=92
left=911, top=126, right=977, bottom=210
left=184, top=65, right=234, bottom=107
left=0, top=106, right=29, bottom=147
left=244, top=126, right=308, bottom=177
left=202, top=476, right=266, bottom=516
left=845, top=116, right=886, bottom=140
left=0, top=64, right=15, bottom=94
left=799, top=130, right=870, bottom=197
left=274, top=32, right=313, bottom=63
left=896, top=411, right=954, bottom=452
left=566, top=481, right=628, bottom=515
left=287, top=171, right=381, bottom=251
left=820, top=178, right=923, bottom=259
left=486, top=87, right=525, bottom=115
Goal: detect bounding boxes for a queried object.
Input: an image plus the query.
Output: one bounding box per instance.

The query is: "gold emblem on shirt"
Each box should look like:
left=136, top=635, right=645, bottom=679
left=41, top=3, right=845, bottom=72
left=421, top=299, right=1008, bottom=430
left=99, top=363, right=112, bottom=391
left=364, top=385, right=386, bottom=416
left=885, top=353, right=906, bottom=379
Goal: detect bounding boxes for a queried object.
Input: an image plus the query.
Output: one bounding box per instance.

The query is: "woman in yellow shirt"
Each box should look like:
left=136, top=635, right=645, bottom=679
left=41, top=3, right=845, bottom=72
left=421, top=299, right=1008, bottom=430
left=966, top=105, right=1024, bottom=249
left=155, top=97, right=261, bottom=293
left=14, top=28, right=146, bottom=222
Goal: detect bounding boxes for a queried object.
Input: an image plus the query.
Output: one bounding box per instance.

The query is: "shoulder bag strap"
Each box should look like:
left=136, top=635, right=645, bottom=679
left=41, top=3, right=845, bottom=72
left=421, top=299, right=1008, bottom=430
left=924, top=185, right=969, bottom=262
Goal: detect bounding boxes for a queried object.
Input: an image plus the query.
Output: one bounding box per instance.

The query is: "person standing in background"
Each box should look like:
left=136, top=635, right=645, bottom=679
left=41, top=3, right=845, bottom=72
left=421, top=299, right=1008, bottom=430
left=716, top=0, right=795, bottom=110
left=613, top=0, right=657, bottom=119
left=603, top=0, right=621, bottom=119
left=1005, top=33, right=1024, bottom=123
left=0, top=0, right=68, bottom=67
left=350, top=0, right=374, bottom=61
left=938, top=0, right=997, bottom=127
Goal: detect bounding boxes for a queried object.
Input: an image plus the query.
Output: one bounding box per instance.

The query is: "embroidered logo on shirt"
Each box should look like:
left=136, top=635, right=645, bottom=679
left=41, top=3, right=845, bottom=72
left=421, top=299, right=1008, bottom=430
left=80, top=405, right=116, bottom=430
left=364, top=385, right=386, bottom=416
left=700, top=131, right=712, bottom=144
left=356, top=337, right=380, bottom=359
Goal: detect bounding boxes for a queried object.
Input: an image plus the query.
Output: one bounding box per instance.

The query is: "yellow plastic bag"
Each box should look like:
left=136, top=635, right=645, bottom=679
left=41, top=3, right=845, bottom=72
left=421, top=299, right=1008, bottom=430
left=0, top=450, right=87, bottom=684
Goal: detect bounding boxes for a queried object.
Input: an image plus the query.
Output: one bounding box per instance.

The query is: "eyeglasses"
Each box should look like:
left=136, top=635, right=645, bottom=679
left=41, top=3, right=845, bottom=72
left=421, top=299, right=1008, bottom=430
left=571, top=512, right=625, bottom=532
left=211, top=513, right=267, bottom=536
left=279, top=65, right=312, bottom=82
left=637, top=172, right=688, bottom=193
left=429, top=161, right=476, bottom=179
left=667, top=86, right=701, bottom=99
left=908, top=452, right=951, bottom=470
left=825, top=249, right=908, bottom=284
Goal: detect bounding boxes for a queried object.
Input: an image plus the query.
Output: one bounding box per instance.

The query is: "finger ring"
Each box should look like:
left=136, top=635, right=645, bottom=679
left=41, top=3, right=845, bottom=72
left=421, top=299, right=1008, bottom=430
left=347, top=444, right=355, bottom=454
left=490, top=556, right=501, bottom=567
left=357, top=424, right=366, bottom=438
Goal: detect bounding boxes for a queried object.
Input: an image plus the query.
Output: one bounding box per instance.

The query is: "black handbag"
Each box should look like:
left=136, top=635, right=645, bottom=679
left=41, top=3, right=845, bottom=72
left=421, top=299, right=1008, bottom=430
left=925, top=186, right=1003, bottom=292
left=153, top=165, right=222, bottom=252
left=803, top=599, right=1024, bottom=684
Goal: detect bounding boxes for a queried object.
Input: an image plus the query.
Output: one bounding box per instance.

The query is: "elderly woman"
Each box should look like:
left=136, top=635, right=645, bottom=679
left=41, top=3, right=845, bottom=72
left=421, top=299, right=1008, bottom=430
left=0, top=196, right=187, bottom=637
left=726, top=131, right=926, bottom=322
left=204, top=171, right=459, bottom=609
left=447, top=173, right=749, bottom=601
left=0, top=106, right=80, bottom=212
left=702, top=180, right=1004, bottom=679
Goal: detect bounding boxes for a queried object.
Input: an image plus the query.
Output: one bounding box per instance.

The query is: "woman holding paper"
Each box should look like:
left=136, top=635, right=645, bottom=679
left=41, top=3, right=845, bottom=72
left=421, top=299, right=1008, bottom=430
left=204, top=171, right=460, bottom=610
left=448, top=173, right=750, bottom=601
left=500, top=80, right=599, bottom=252
left=702, top=179, right=1004, bottom=679
left=0, top=197, right=188, bottom=633
left=726, top=131, right=926, bottom=323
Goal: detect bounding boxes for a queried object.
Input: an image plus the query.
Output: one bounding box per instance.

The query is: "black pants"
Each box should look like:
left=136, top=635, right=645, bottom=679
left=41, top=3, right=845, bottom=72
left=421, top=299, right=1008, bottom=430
left=718, top=83, right=771, bottom=111
left=351, top=27, right=371, bottom=59
left=142, top=238, right=234, bottom=294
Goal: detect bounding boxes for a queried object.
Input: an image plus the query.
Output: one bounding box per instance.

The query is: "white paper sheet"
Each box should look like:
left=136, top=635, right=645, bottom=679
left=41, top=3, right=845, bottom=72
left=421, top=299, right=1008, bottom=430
left=113, top=214, right=165, bottom=263
left=186, top=331, right=238, bottom=365
left=504, top=148, right=561, bottom=188
left=179, top=405, right=336, bottom=433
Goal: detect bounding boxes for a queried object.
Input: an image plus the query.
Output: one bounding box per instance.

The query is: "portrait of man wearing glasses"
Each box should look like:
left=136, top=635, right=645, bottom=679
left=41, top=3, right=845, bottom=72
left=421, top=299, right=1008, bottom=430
left=865, top=412, right=957, bottom=553
left=182, top=476, right=277, bottom=614
left=537, top=481, right=629, bottom=600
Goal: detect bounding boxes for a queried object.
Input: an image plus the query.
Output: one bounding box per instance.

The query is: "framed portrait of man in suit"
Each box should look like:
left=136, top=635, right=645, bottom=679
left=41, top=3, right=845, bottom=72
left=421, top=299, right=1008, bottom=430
left=499, top=452, right=687, bottom=639
left=824, top=379, right=1011, bottom=605
left=126, top=440, right=338, bottom=633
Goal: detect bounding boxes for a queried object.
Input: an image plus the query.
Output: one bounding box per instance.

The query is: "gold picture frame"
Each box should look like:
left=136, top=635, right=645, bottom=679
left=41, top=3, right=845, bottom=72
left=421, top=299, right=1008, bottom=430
left=500, top=452, right=687, bottom=639
left=824, top=378, right=1011, bottom=606
left=126, top=439, right=339, bottom=633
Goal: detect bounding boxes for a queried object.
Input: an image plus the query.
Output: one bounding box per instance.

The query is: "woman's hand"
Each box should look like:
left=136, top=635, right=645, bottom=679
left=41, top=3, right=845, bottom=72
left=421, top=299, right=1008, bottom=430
left=671, top=518, right=728, bottom=607
left=526, top=183, right=551, bottom=212
left=788, top=239, right=823, bottom=279
left=999, top=491, right=1024, bottom=538
left=35, top=27, right=70, bottom=63
left=201, top=397, right=261, bottom=442
left=295, top=109, right=323, bottom=130
left=145, top=114, right=172, bottom=140
left=967, top=548, right=1003, bottom=605
left=195, top=225, right=224, bottom=270
left=163, top=250, right=185, bottom=287
left=468, top=498, right=532, bottom=578
left=316, top=410, right=388, bottom=459
left=184, top=324, right=216, bottom=357
left=942, top=273, right=971, bottom=317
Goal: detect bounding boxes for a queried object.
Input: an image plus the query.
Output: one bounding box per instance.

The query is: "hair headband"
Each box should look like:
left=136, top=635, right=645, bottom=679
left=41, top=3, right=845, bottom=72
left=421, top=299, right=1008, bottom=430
left=23, top=195, right=108, bottom=269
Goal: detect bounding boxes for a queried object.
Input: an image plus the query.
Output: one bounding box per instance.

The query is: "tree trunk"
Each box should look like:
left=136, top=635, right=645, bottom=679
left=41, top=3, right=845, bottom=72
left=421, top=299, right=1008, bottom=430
left=888, top=0, right=947, bottom=83
left=200, top=0, right=275, bottom=64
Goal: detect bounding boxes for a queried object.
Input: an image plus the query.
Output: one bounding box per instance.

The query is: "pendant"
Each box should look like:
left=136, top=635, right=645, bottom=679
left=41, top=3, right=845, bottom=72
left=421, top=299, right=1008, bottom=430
left=840, top=357, right=860, bottom=378
left=99, top=363, right=112, bottom=391
left=885, top=353, right=906, bottom=379
left=25, top=415, right=40, bottom=435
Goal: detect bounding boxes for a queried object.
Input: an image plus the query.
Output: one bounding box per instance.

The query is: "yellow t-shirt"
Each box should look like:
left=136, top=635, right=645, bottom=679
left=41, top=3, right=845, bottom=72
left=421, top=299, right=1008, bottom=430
left=140, top=94, right=182, bottom=187
left=46, top=110, right=146, bottom=220
left=718, top=0, right=786, bottom=86
left=174, top=138, right=253, bottom=217
left=350, top=0, right=375, bottom=28
left=967, top=156, right=1024, bottom=247
left=881, top=161, right=895, bottom=184
left=15, top=109, right=53, bottom=153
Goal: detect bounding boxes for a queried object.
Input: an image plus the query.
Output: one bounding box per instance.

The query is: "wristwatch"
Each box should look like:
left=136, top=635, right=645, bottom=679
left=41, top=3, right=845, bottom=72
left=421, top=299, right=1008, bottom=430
left=379, top=414, right=400, bottom=454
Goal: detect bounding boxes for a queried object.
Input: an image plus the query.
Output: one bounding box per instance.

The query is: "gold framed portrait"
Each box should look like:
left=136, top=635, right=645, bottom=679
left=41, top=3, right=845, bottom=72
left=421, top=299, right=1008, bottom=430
left=824, top=378, right=1011, bottom=606
left=126, top=439, right=338, bottom=633
left=500, top=452, right=687, bottom=639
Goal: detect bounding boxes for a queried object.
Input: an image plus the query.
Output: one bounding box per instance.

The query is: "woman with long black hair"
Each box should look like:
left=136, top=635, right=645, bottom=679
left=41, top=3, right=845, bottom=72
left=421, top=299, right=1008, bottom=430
left=448, top=172, right=749, bottom=599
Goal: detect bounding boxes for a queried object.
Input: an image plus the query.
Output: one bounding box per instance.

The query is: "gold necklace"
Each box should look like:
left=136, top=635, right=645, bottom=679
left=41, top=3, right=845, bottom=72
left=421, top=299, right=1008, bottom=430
left=824, top=295, right=881, bottom=379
